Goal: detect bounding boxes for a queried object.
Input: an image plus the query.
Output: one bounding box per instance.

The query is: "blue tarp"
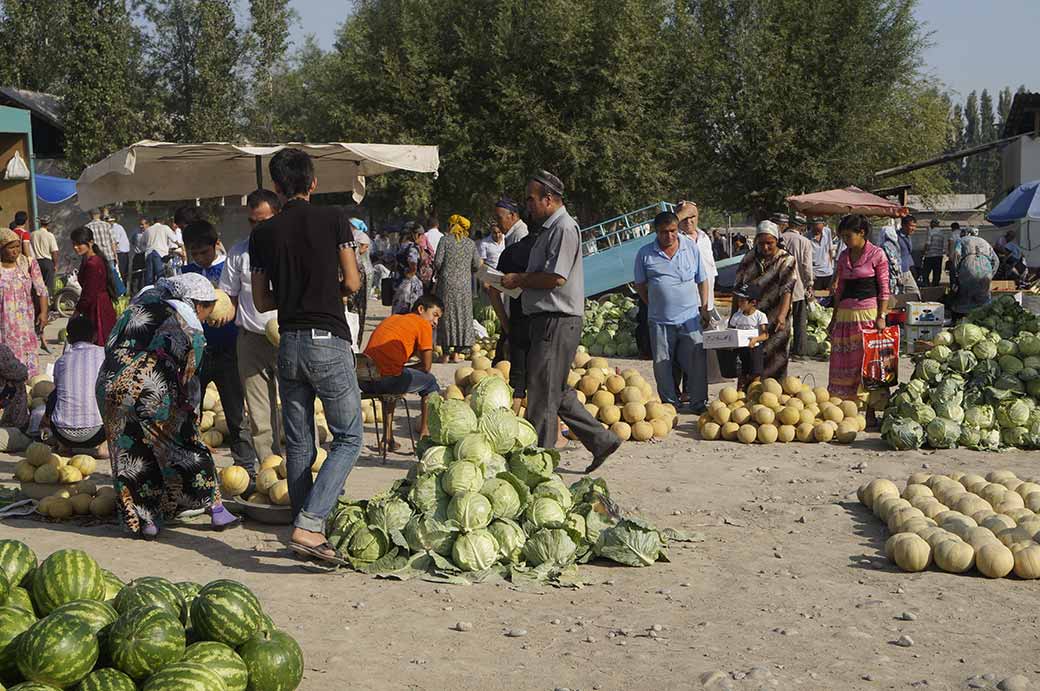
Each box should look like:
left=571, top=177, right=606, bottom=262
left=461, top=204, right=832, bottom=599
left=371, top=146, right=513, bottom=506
left=35, top=174, right=77, bottom=204
left=987, top=180, right=1040, bottom=227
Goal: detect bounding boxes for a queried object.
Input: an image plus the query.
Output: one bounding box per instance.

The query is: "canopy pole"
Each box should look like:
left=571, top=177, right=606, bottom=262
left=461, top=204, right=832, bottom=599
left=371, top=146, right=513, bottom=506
left=255, top=155, right=263, bottom=189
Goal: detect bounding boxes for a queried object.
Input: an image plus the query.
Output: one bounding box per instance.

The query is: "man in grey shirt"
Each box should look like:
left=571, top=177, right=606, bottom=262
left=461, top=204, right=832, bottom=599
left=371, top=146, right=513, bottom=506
left=779, top=213, right=814, bottom=357
left=502, top=170, right=620, bottom=472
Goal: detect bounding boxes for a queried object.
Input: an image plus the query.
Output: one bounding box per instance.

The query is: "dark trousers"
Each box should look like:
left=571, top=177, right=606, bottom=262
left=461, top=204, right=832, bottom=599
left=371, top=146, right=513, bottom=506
left=921, top=256, right=943, bottom=287
left=791, top=299, right=807, bottom=356
left=143, top=251, right=163, bottom=287
left=37, top=257, right=55, bottom=297
left=199, top=344, right=256, bottom=470
left=525, top=313, right=616, bottom=456
left=813, top=275, right=833, bottom=292
left=117, top=252, right=130, bottom=281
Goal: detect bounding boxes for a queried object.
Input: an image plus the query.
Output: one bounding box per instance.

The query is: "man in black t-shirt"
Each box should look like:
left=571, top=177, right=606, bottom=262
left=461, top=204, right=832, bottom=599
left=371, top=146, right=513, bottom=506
left=489, top=232, right=537, bottom=411
left=249, top=148, right=363, bottom=566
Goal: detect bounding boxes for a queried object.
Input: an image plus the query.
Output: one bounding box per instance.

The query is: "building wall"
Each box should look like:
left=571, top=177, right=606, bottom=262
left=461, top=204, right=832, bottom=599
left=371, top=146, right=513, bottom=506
left=1003, top=135, right=1040, bottom=191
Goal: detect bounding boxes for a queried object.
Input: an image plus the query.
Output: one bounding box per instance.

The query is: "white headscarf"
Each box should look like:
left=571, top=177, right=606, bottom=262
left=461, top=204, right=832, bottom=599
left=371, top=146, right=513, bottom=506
left=156, top=273, right=215, bottom=332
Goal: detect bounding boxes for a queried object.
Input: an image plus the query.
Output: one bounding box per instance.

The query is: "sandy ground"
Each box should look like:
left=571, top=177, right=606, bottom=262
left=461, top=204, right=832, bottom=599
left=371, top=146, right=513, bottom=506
left=2, top=312, right=1038, bottom=691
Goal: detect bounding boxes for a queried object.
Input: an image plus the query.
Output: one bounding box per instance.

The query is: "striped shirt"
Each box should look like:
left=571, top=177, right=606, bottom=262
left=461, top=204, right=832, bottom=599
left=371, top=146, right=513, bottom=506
left=51, top=342, right=105, bottom=430
left=86, top=219, right=119, bottom=263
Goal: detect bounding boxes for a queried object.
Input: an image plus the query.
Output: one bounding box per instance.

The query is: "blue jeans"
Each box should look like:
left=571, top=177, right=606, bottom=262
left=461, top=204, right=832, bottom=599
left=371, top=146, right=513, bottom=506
left=359, top=367, right=439, bottom=397
left=650, top=319, right=707, bottom=408
left=277, top=329, right=363, bottom=533
left=143, top=251, right=163, bottom=287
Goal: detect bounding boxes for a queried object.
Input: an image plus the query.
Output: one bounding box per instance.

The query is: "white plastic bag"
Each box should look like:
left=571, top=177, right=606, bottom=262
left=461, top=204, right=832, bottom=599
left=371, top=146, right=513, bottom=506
left=4, top=150, right=30, bottom=180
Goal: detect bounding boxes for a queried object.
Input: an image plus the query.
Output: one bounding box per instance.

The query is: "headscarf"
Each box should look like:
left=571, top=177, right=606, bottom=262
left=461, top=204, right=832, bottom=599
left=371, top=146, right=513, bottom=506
left=153, top=273, right=216, bottom=333
left=449, top=214, right=471, bottom=239
left=495, top=198, right=519, bottom=214
left=0, top=227, right=30, bottom=274
left=755, top=220, right=779, bottom=240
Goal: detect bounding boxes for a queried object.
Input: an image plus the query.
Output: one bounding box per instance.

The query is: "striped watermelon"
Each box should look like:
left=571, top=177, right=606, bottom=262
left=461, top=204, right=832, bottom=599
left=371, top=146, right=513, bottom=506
left=16, top=613, right=98, bottom=687
left=0, top=605, right=36, bottom=681
left=176, top=581, right=202, bottom=627
left=105, top=606, right=186, bottom=680
left=30, top=550, right=105, bottom=615
left=6, top=587, right=34, bottom=615
left=49, top=599, right=118, bottom=634
left=190, top=580, right=263, bottom=647
left=9, top=682, right=63, bottom=690
left=101, top=570, right=124, bottom=601
left=141, top=661, right=228, bottom=691
left=182, top=641, right=248, bottom=691
left=237, top=628, right=304, bottom=691
left=0, top=540, right=37, bottom=588
left=0, top=572, right=10, bottom=608
left=114, top=577, right=183, bottom=619
left=77, top=668, right=137, bottom=691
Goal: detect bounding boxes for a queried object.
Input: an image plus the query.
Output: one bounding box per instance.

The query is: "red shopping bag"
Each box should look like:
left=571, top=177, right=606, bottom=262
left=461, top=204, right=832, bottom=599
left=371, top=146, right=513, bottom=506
left=862, top=326, right=900, bottom=390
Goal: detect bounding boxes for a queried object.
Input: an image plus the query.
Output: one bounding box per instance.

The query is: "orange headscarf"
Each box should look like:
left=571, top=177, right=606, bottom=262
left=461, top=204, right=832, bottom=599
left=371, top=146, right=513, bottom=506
left=448, top=214, right=471, bottom=239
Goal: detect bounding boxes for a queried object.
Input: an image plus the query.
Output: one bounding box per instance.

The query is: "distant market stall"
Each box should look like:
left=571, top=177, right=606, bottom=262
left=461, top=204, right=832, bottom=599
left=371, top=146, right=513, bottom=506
left=786, top=186, right=907, bottom=218
left=75, top=140, right=440, bottom=208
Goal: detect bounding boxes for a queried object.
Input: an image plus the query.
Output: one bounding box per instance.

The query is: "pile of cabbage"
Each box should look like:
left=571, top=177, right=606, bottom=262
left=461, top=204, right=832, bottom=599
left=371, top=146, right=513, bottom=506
left=805, top=301, right=832, bottom=359
left=581, top=295, right=639, bottom=357
left=325, top=377, right=680, bottom=582
left=882, top=316, right=1040, bottom=452
left=965, top=293, right=1040, bottom=339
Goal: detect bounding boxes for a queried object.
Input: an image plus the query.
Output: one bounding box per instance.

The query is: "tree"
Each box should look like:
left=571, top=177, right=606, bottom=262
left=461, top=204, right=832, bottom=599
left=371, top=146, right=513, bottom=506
left=244, top=0, right=296, bottom=142
left=0, top=0, right=73, bottom=92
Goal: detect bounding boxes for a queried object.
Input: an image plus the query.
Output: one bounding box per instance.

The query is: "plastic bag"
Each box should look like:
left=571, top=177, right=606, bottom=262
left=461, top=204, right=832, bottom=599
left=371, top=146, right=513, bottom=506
left=3, top=151, right=30, bottom=180
left=862, top=325, right=900, bottom=390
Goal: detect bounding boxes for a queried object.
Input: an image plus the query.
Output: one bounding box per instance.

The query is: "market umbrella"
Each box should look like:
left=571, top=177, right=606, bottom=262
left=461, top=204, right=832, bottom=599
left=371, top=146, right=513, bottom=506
left=786, top=186, right=907, bottom=218
left=75, top=140, right=440, bottom=210
left=987, top=180, right=1040, bottom=250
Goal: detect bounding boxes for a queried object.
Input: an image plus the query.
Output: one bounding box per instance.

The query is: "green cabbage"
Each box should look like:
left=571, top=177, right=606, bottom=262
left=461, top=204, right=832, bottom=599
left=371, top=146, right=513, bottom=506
left=366, top=497, right=413, bottom=535
left=522, top=527, right=578, bottom=567
left=934, top=330, right=955, bottom=347
left=905, top=379, right=928, bottom=398
left=469, top=376, right=514, bottom=418
left=933, top=401, right=965, bottom=424
left=999, top=355, right=1025, bottom=376
left=408, top=471, right=449, bottom=517
left=953, top=323, right=985, bottom=348
left=883, top=418, right=924, bottom=450
left=508, top=447, right=560, bottom=488
left=948, top=350, right=977, bottom=374
left=1018, top=333, right=1040, bottom=356
left=1001, top=426, right=1029, bottom=448
left=478, top=408, right=519, bottom=454
left=452, top=529, right=500, bottom=571
left=480, top=477, right=522, bottom=519
left=532, top=477, right=573, bottom=510
left=525, top=497, right=567, bottom=528
left=440, top=460, right=485, bottom=496
left=417, top=445, right=453, bottom=474
left=964, top=404, right=995, bottom=429
left=428, top=394, right=478, bottom=445
left=926, top=344, right=953, bottom=363
left=403, top=515, right=457, bottom=556
left=347, top=525, right=389, bottom=563
left=930, top=377, right=964, bottom=407
left=997, top=340, right=1018, bottom=357
left=997, top=399, right=1031, bottom=428
left=914, top=359, right=943, bottom=383
left=900, top=401, right=936, bottom=426
left=484, top=453, right=508, bottom=477
left=327, top=504, right=366, bottom=551
left=487, top=518, right=526, bottom=563
left=925, top=417, right=960, bottom=448
left=447, top=491, right=493, bottom=532
left=454, top=432, right=495, bottom=463
left=959, top=424, right=982, bottom=449
left=515, top=419, right=538, bottom=449
left=1024, top=355, right=1040, bottom=370
left=973, top=339, right=998, bottom=360
left=594, top=518, right=666, bottom=567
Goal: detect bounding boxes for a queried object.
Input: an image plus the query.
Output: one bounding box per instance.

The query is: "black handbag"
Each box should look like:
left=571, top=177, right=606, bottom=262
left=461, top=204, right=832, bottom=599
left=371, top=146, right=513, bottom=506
left=380, top=276, right=394, bottom=306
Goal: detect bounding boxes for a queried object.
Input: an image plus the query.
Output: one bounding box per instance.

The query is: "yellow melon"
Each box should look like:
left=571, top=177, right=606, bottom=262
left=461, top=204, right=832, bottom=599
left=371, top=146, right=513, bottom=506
left=14, top=460, right=35, bottom=482
left=719, top=387, right=740, bottom=404
left=269, top=480, right=291, bottom=506
left=757, top=424, right=779, bottom=444
left=611, top=421, right=632, bottom=441
left=69, top=455, right=96, bottom=477
left=754, top=407, right=775, bottom=425
left=48, top=498, right=74, bottom=520
left=650, top=418, right=669, bottom=439
left=700, top=422, right=721, bottom=440
left=89, top=494, right=117, bottom=517
left=256, top=468, right=280, bottom=493
left=777, top=425, right=796, bottom=443
left=631, top=421, right=654, bottom=441
left=220, top=466, right=250, bottom=497
left=795, top=422, right=815, bottom=442
left=736, top=424, right=757, bottom=444
left=592, top=390, right=615, bottom=409
left=605, top=375, right=626, bottom=395
left=623, top=402, right=647, bottom=424
left=70, top=493, right=93, bottom=515
left=720, top=421, right=740, bottom=441
left=34, top=465, right=59, bottom=484
left=598, top=405, right=622, bottom=426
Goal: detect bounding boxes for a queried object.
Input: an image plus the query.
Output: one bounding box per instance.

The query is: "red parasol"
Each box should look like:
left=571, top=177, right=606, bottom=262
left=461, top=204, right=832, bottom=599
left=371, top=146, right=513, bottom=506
left=786, top=186, right=907, bottom=218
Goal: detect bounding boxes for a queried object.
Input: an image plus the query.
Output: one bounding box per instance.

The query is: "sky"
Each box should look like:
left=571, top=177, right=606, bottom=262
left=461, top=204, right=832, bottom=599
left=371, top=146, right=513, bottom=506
left=288, top=0, right=1036, bottom=102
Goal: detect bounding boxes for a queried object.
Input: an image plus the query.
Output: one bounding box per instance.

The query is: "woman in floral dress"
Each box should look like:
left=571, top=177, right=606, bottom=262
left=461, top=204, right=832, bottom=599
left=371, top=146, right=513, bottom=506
left=97, top=273, right=237, bottom=538
left=0, top=228, right=48, bottom=378
left=434, top=214, right=481, bottom=362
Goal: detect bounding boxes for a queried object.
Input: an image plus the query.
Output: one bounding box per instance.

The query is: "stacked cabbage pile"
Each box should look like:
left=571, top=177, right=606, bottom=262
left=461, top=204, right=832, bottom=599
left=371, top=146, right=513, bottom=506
left=581, top=295, right=639, bottom=357
left=325, top=377, right=678, bottom=582
left=881, top=311, right=1040, bottom=451
left=805, top=301, right=832, bottom=359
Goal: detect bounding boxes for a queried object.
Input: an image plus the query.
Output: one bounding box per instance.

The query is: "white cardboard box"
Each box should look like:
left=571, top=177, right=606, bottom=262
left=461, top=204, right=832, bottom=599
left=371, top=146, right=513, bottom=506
left=906, top=301, right=945, bottom=325
left=703, top=328, right=758, bottom=350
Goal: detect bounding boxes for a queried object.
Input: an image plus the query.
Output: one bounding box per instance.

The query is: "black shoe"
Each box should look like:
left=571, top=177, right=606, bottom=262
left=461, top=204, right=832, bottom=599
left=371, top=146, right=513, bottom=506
left=690, top=402, right=708, bottom=415
left=585, top=437, right=622, bottom=474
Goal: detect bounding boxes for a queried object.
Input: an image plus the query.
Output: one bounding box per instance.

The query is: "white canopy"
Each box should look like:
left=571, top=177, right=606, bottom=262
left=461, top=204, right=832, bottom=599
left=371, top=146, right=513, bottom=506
left=75, top=140, right=440, bottom=210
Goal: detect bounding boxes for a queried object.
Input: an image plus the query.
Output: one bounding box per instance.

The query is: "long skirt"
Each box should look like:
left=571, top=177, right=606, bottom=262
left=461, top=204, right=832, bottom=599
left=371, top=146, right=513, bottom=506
left=760, top=313, right=792, bottom=380
left=103, top=400, right=221, bottom=534
left=828, top=306, right=878, bottom=400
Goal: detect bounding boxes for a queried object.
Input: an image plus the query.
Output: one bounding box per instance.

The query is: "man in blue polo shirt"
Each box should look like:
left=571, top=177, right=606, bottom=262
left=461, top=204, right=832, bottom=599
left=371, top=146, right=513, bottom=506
left=634, top=211, right=711, bottom=412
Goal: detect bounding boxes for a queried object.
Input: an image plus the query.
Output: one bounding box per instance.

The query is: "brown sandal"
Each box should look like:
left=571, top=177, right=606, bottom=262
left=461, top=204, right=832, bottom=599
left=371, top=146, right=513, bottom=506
left=289, top=540, right=348, bottom=566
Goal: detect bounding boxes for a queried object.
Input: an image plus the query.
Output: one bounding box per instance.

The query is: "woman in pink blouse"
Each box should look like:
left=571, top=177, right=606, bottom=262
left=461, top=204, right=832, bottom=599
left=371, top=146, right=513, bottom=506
left=827, top=214, right=890, bottom=401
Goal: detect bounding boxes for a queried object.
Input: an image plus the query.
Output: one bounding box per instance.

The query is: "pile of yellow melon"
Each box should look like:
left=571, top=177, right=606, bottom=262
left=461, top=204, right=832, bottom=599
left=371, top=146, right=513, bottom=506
left=567, top=354, right=674, bottom=442
left=219, top=449, right=328, bottom=507
left=860, top=469, right=1040, bottom=579
left=15, top=442, right=97, bottom=486
left=697, top=376, right=865, bottom=444
left=448, top=356, right=512, bottom=401
left=37, top=482, right=117, bottom=520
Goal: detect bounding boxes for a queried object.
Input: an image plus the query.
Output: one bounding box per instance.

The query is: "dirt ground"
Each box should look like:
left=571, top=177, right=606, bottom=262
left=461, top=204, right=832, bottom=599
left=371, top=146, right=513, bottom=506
left=2, top=315, right=1038, bottom=691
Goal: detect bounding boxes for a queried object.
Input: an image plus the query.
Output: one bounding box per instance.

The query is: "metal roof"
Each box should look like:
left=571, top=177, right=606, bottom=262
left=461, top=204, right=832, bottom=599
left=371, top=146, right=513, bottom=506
left=0, top=87, right=62, bottom=129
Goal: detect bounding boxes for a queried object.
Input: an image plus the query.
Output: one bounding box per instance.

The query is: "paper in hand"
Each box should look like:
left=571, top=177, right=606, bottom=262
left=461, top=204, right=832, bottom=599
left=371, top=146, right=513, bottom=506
left=478, top=265, right=522, bottom=298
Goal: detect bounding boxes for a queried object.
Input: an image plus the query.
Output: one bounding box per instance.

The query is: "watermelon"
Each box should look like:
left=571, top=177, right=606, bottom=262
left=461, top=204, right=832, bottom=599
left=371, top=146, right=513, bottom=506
left=0, top=605, right=36, bottom=681
left=5, top=588, right=33, bottom=615
left=0, top=572, right=11, bottom=609
left=176, top=582, right=202, bottom=627
left=105, top=606, right=186, bottom=680
left=140, top=661, right=227, bottom=691
left=9, top=683, right=62, bottom=690
left=0, top=540, right=37, bottom=589
left=189, top=580, right=263, bottom=647
left=100, top=571, right=124, bottom=601
left=237, top=628, right=304, bottom=691
left=16, top=613, right=98, bottom=687
left=48, top=599, right=117, bottom=634
left=114, top=577, right=183, bottom=619
left=30, top=550, right=104, bottom=615
left=77, top=668, right=137, bottom=691
left=182, top=641, right=248, bottom=691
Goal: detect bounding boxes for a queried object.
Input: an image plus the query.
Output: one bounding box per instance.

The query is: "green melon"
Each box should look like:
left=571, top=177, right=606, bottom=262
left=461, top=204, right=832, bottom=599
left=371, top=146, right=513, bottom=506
left=5, top=588, right=33, bottom=616
left=16, top=613, right=98, bottom=688
left=237, top=628, right=304, bottom=691
left=100, top=571, right=124, bottom=602
left=105, top=606, right=186, bottom=680
left=48, top=599, right=117, bottom=634
left=176, top=582, right=202, bottom=627
left=0, top=605, right=36, bottom=681
left=30, top=550, right=104, bottom=615
left=0, top=572, right=11, bottom=610
left=77, top=668, right=137, bottom=691
left=189, top=580, right=263, bottom=647
left=9, top=682, right=62, bottom=690
left=140, top=661, right=227, bottom=691
left=114, top=577, right=183, bottom=619
left=0, top=540, right=37, bottom=589
left=182, top=641, right=248, bottom=691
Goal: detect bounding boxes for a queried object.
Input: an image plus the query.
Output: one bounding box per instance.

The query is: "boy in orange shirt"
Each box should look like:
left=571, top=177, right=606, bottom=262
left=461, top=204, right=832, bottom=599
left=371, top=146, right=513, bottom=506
left=362, top=294, right=443, bottom=451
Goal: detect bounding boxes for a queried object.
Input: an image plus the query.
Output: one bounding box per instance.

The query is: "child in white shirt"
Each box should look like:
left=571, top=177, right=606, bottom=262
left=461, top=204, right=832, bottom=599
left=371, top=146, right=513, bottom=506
left=728, top=283, right=769, bottom=390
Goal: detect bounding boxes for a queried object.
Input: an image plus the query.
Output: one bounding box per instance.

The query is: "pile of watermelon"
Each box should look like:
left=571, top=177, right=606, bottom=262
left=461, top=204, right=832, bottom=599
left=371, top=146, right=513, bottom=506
left=0, top=539, right=304, bottom=690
